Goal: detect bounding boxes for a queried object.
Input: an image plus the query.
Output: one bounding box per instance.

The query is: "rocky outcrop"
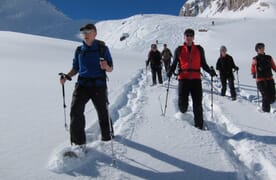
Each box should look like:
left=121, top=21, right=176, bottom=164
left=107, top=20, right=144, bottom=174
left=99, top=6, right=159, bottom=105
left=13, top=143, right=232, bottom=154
left=179, top=0, right=260, bottom=16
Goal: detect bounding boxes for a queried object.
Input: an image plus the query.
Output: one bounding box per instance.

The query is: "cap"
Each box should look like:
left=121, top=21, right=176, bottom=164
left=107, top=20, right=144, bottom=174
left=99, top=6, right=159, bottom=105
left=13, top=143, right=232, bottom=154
left=184, top=28, right=195, bottom=36
left=80, top=23, right=97, bottom=32
left=255, top=42, right=265, bottom=52
left=220, top=45, right=227, bottom=52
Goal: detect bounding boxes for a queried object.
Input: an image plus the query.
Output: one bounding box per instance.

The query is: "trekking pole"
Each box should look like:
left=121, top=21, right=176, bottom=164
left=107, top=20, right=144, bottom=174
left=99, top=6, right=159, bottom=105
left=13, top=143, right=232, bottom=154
left=58, top=73, right=71, bottom=131
left=211, top=75, right=214, bottom=119
left=254, top=66, right=260, bottom=106
left=236, top=69, right=240, bottom=90
left=163, top=77, right=171, bottom=116
left=145, top=60, right=148, bottom=82
left=209, top=66, right=215, bottom=119
left=106, top=97, right=117, bottom=167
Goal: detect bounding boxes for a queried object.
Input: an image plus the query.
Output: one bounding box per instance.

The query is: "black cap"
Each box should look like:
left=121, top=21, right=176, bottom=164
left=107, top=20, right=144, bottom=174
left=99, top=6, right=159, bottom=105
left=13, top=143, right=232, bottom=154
left=255, top=42, right=265, bottom=52
left=80, top=23, right=97, bottom=32
left=184, top=28, right=195, bottom=36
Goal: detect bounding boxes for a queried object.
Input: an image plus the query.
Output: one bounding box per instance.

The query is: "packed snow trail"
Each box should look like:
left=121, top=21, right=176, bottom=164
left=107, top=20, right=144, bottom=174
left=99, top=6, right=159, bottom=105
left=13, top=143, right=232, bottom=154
left=202, top=75, right=276, bottom=180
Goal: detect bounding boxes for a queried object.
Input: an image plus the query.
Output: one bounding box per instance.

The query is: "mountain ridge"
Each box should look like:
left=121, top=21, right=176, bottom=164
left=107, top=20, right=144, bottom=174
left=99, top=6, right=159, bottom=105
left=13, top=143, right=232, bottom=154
left=179, top=0, right=276, bottom=18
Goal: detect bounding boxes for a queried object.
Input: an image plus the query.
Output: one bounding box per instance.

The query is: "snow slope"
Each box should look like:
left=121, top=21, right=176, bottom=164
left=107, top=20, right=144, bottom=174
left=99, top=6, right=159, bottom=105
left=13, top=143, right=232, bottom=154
left=1, top=14, right=276, bottom=180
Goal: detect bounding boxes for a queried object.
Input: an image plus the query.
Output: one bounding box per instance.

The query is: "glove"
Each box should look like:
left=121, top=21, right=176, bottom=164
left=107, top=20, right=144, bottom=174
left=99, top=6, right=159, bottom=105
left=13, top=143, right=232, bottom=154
left=167, top=70, right=173, bottom=78
left=252, top=73, right=256, bottom=79
left=235, top=66, right=239, bottom=71
left=59, top=73, right=72, bottom=81
left=209, top=67, right=217, bottom=77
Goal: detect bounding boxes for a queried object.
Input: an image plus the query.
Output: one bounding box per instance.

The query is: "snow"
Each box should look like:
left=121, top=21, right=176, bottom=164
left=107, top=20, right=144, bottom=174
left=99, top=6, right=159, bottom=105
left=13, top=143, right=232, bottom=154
left=1, top=14, right=276, bottom=180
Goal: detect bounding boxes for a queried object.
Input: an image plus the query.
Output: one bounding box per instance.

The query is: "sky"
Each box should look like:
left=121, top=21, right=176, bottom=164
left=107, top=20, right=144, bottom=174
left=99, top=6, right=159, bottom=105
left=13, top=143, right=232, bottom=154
left=47, top=0, right=186, bottom=21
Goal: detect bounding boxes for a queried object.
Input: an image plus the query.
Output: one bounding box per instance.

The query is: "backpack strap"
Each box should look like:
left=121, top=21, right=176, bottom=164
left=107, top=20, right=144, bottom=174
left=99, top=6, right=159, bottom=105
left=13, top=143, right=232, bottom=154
left=175, top=46, right=182, bottom=60
left=97, top=40, right=106, bottom=58
left=75, top=40, right=106, bottom=58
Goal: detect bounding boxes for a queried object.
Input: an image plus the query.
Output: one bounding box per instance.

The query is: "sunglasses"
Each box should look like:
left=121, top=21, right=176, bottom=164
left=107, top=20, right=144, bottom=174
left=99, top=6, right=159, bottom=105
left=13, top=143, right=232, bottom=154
left=80, top=29, right=94, bottom=34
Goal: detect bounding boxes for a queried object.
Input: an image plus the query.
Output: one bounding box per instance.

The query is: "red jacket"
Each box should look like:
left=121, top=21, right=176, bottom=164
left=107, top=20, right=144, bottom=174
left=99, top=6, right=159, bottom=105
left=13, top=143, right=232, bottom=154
left=178, top=44, right=202, bottom=79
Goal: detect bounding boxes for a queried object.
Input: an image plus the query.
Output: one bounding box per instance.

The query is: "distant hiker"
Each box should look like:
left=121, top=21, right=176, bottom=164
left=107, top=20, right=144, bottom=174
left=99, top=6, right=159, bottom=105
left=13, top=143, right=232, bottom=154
left=251, top=43, right=276, bottom=112
left=161, top=44, right=173, bottom=73
left=146, top=44, right=163, bottom=85
left=167, top=28, right=217, bottom=130
left=60, top=23, right=114, bottom=146
left=216, top=46, right=239, bottom=100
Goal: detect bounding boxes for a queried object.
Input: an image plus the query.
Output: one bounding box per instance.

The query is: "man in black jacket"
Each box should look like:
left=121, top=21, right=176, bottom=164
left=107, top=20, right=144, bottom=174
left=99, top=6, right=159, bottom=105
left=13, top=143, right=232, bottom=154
left=147, top=44, right=163, bottom=85
left=216, top=46, right=239, bottom=100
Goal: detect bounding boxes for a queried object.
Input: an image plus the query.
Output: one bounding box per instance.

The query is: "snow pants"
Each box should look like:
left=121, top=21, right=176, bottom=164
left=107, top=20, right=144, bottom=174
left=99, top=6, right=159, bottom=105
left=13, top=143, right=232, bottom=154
left=151, top=67, right=163, bottom=85
left=257, top=79, right=275, bottom=112
left=178, top=79, right=203, bottom=129
left=220, top=75, right=236, bottom=98
left=70, top=84, right=111, bottom=145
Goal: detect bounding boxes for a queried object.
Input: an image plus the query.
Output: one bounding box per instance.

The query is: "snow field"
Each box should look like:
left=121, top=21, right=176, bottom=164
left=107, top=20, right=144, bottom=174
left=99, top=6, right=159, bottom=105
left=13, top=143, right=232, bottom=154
left=2, top=13, right=276, bottom=180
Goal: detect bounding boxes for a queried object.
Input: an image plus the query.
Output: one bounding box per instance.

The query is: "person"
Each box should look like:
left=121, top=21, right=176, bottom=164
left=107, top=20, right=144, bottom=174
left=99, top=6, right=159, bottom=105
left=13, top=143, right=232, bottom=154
left=251, top=42, right=276, bottom=112
left=161, top=44, right=173, bottom=73
left=167, top=28, right=216, bottom=130
left=216, top=46, right=239, bottom=100
left=60, top=23, right=114, bottom=146
left=146, top=44, right=163, bottom=85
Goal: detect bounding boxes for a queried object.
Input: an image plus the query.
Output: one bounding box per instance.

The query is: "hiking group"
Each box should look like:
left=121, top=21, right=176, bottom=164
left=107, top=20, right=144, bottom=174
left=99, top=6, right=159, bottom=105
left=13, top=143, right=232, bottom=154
left=59, top=23, right=276, bottom=152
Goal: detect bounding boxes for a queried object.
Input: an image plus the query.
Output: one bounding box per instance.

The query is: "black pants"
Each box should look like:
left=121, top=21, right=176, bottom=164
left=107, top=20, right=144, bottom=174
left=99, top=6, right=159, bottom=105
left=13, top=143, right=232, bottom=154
left=178, top=79, right=203, bottom=129
left=70, top=84, right=111, bottom=145
left=220, top=75, right=236, bottom=98
left=257, top=79, right=275, bottom=112
left=163, top=59, right=171, bottom=73
left=151, top=67, right=163, bottom=85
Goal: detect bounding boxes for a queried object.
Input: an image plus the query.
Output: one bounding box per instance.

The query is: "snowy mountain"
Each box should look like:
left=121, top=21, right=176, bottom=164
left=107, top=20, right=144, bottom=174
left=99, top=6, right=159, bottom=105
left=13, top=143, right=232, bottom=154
left=180, top=0, right=276, bottom=18
left=0, top=0, right=87, bottom=40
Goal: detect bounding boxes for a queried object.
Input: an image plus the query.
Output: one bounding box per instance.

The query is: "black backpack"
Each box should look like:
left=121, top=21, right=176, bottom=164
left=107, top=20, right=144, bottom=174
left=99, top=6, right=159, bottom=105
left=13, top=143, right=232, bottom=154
left=255, top=54, right=272, bottom=78
left=75, top=40, right=109, bottom=80
left=75, top=39, right=106, bottom=59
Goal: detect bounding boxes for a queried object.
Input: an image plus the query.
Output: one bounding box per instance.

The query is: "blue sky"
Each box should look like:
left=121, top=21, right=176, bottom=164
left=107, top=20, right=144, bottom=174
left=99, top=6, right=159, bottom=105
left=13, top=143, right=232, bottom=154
left=48, top=0, right=186, bottom=20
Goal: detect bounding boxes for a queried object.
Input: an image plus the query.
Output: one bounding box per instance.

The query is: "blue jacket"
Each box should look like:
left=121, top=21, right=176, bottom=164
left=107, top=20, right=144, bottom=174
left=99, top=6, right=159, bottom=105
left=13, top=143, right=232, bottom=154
left=72, top=40, right=113, bottom=87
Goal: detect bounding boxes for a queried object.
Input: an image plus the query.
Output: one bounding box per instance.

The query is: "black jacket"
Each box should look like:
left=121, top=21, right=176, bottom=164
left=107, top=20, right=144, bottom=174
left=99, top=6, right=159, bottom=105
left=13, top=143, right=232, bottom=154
left=216, top=54, right=237, bottom=78
left=147, top=50, right=162, bottom=69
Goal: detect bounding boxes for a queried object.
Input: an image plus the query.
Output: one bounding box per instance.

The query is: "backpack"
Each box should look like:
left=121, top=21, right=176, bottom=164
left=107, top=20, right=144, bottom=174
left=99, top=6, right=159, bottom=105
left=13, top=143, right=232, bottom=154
left=75, top=40, right=108, bottom=80
left=75, top=40, right=106, bottom=59
left=255, top=55, right=272, bottom=78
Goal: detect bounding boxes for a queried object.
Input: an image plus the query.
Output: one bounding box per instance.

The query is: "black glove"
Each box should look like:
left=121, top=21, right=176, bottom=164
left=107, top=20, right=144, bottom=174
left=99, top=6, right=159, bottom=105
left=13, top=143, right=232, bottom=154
left=59, top=73, right=72, bottom=81
left=146, top=60, right=149, bottom=67
left=252, top=73, right=256, bottom=79
left=167, top=70, right=173, bottom=78
left=235, top=66, right=239, bottom=71
left=209, top=67, right=217, bottom=77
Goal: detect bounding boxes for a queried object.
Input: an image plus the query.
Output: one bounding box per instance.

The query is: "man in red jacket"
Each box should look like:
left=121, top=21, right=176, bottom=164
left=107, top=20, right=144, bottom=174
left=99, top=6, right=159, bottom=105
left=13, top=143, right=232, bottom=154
left=251, top=43, right=276, bottom=112
left=167, top=29, right=216, bottom=129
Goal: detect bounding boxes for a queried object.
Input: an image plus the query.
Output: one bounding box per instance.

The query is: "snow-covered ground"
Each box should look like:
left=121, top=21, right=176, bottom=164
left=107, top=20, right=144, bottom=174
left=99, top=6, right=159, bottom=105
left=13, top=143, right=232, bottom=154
left=1, top=14, right=276, bottom=180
